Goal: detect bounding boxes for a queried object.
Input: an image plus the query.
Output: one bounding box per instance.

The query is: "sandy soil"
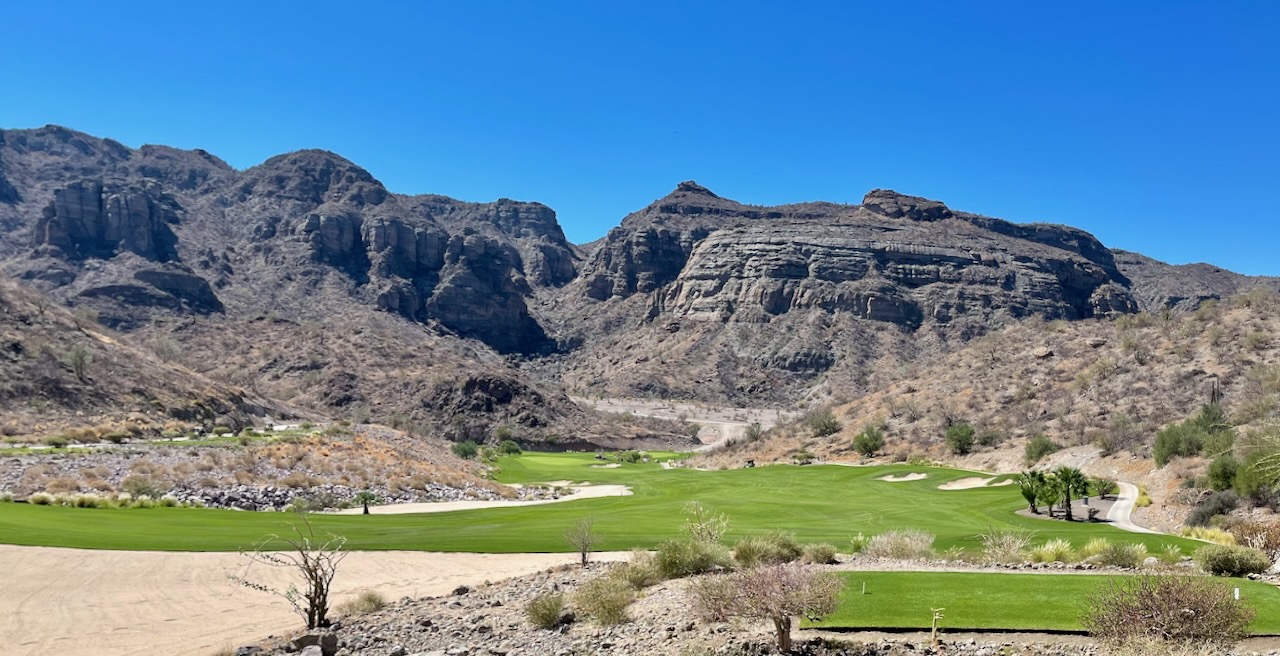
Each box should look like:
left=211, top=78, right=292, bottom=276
left=573, top=396, right=796, bottom=449
left=0, top=545, right=630, bottom=656
left=590, top=463, right=621, bottom=469
left=876, top=473, right=928, bottom=482
left=937, top=476, right=1014, bottom=490
left=329, top=484, right=632, bottom=515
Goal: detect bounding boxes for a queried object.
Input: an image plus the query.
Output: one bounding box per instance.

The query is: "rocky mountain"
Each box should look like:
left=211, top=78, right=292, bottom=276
left=2, top=124, right=1275, bottom=438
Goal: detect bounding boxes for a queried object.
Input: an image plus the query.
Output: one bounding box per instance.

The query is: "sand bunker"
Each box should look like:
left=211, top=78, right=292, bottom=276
left=330, top=483, right=631, bottom=515
left=937, top=476, right=1014, bottom=491
left=590, top=463, right=621, bottom=469
left=0, top=545, right=629, bottom=656
left=876, top=472, right=928, bottom=482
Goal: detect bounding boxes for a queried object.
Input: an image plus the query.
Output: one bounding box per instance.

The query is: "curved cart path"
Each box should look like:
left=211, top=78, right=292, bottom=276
left=1107, top=481, right=1159, bottom=534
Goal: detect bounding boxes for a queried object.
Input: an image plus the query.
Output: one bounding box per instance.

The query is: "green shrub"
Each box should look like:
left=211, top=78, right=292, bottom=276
left=1082, top=575, right=1254, bottom=646
left=1030, top=538, right=1076, bottom=563
left=655, top=539, right=732, bottom=579
left=1207, top=455, right=1239, bottom=492
left=1195, top=544, right=1272, bottom=577
left=1024, top=435, right=1060, bottom=465
left=849, top=533, right=869, bottom=554
left=1157, top=545, right=1185, bottom=564
left=732, top=532, right=802, bottom=568
left=853, top=425, right=885, bottom=456
left=1185, top=491, right=1238, bottom=527
left=616, top=550, right=662, bottom=590
left=862, top=530, right=934, bottom=560
left=1093, top=542, right=1148, bottom=568
left=572, top=575, right=634, bottom=625
left=944, top=423, right=976, bottom=455
left=121, top=475, right=165, bottom=499
left=41, top=435, right=70, bottom=448
left=336, top=590, right=387, bottom=616
left=211, top=426, right=232, bottom=436
left=497, top=439, right=522, bottom=456
left=103, top=431, right=130, bottom=444
left=1154, top=423, right=1204, bottom=466
left=451, top=440, right=479, bottom=459
left=801, top=543, right=838, bottom=565
left=525, top=592, right=566, bottom=629
left=806, top=409, right=841, bottom=437
left=618, top=450, right=643, bottom=463
left=790, top=449, right=815, bottom=465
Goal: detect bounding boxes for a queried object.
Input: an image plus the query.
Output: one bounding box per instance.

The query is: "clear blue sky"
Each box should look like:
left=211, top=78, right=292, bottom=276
left=2, top=1, right=1277, bottom=274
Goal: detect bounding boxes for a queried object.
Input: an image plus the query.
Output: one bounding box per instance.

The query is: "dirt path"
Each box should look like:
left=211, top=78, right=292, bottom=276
left=573, top=397, right=795, bottom=450
left=0, top=545, right=629, bottom=656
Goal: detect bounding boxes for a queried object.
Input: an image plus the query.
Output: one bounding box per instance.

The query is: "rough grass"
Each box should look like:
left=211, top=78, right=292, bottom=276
left=0, top=455, right=1201, bottom=554
left=811, top=572, right=1280, bottom=633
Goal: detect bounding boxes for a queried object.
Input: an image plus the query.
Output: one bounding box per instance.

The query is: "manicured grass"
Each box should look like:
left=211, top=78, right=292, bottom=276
left=811, top=572, right=1280, bottom=634
left=0, top=453, right=1200, bottom=553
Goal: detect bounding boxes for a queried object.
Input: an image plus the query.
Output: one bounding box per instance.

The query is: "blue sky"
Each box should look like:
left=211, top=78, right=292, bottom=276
left=2, top=1, right=1277, bottom=274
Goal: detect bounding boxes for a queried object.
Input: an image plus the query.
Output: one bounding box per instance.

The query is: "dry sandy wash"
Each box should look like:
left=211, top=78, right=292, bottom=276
left=0, top=545, right=628, bottom=656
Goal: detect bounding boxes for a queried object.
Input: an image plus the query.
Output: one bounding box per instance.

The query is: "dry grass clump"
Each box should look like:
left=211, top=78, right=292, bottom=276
left=979, top=529, right=1033, bottom=563
left=572, top=574, right=635, bottom=625
left=525, top=592, right=567, bottom=629
left=861, top=529, right=934, bottom=560
left=1030, top=538, right=1076, bottom=563
left=335, top=590, right=387, bottom=616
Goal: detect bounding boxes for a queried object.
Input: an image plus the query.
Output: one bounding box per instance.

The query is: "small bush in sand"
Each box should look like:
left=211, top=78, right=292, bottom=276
left=862, top=530, right=934, bottom=560
left=978, top=529, right=1033, bottom=564
left=1030, top=538, right=1076, bottom=563
left=656, top=539, right=733, bottom=579
left=801, top=543, right=839, bottom=565
left=573, top=575, right=634, bottom=625
left=337, top=590, right=387, bottom=616
left=526, top=591, right=566, bottom=629
left=1194, top=544, right=1272, bottom=577
left=1082, top=575, right=1254, bottom=648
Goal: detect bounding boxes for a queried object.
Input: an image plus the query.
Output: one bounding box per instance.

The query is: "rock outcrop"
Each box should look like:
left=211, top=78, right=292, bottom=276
left=33, top=180, right=180, bottom=262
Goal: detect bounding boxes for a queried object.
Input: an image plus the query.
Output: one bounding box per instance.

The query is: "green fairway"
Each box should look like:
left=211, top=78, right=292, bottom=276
left=0, top=453, right=1199, bottom=553
left=812, top=572, right=1280, bottom=634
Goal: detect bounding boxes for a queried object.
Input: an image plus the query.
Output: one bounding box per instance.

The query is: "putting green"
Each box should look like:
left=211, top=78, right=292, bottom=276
left=0, top=453, right=1198, bottom=553
left=811, top=572, right=1280, bottom=634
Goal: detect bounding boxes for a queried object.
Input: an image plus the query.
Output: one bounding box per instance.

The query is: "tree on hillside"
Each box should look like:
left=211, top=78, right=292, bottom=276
left=944, top=423, right=976, bottom=455
left=1018, top=470, right=1047, bottom=514
left=853, top=425, right=885, bottom=456
left=1054, top=467, right=1089, bottom=521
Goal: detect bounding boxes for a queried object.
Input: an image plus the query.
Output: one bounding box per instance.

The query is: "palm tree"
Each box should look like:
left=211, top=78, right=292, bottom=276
left=1018, top=470, right=1047, bottom=514
left=1054, top=467, right=1089, bottom=522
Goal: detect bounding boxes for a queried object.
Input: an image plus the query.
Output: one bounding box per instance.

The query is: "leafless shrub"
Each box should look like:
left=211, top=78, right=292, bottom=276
left=689, top=563, right=841, bottom=653
left=978, top=529, right=1033, bottom=564
left=564, top=516, right=599, bottom=566
left=862, top=529, right=934, bottom=560
left=1081, top=575, right=1254, bottom=647
left=231, top=515, right=348, bottom=629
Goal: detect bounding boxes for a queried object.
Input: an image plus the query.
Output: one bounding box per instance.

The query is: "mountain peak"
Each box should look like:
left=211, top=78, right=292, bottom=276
left=673, top=180, right=719, bottom=198
left=861, top=188, right=953, bottom=222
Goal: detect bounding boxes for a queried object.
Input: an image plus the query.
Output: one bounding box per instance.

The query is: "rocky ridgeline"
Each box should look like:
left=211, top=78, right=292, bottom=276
left=169, top=481, right=548, bottom=512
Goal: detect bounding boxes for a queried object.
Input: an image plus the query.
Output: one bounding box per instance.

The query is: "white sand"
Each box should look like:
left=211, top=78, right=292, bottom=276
left=330, top=484, right=631, bottom=515
left=876, top=472, right=928, bottom=482
left=0, top=545, right=630, bottom=656
left=937, top=476, right=1014, bottom=491
left=590, top=463, right=622, bottom=469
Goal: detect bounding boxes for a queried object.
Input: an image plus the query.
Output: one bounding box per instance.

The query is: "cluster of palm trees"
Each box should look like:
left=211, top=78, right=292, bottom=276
left=1017, top=467, right=1117, bottom=521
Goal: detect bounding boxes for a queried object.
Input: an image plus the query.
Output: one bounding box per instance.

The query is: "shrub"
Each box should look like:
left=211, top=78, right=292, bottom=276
left=978, top=529, right=1032, bottom=564
left=853, top=425, right=885, bottom=456
left=121, top=475, right=165, bottom=499
left=1093, top=542, right=1148, bottom=569
left=801, top=543, right=838, bottom=565
left=944, top=423, right=976, bottom=455
left=616, top=550, right=662, bottom=590
left=849, top=533, right=869, bottom=554
left=572, top=575, right=634, bottom=625
left=28, top=492, right=55, bottom=505
left=732, top=532, right=802, bottom=568
left=497, top=439, right=522, bottom=456
left=1155, top=423, right=1205, bottom=467
left=1024, top=435, right=1060, bottom=465
left=1180, top=526, right=1236, bottom=545
left=790, top=449, right=816, bottom=465
left=683, top=501, right=728, bottom=544
left=806, top=409, right=842, bottom=437
left=656, top=539, right=732, bottom=579
left=564, top=516, right=599, bottom=566
left=1207, top=455, right=1239, bottom=492
left=525, top=592, right=567, bottom=629
left=1135, top=485, right=1152, bottom=508
left=1228, top=520, right=1280, bottom=557
left=618, top=450, right=644, bottom=463
left=1194, top=544, right=1272, bottom=577
left=451, top=440, right=479, bottom=459
left=103, top=431, right=130, bottom=444
left=41, top=435, right=70, bottom=448
left=862, top=529, right=934, bottom=560
left=1081, top=575, right=1254, bottom=646
left=1158, top=545, right=1185, bottom=565
left=1185, top=491, right=1238, bottom=527
left=1030, top=538, right=1076, bottom=563
left=211, top=426, right=232, bottom=436
left=1077, top=538, right=1111, bottom=560
left=336, top=590, right=387, bottom=616
left=694, top=563, right=842, bottom=653
left=688, top=573, right=740, bottom=622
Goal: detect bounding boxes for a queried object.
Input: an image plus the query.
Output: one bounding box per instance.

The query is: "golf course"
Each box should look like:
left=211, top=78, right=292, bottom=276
left=0, top=453, right=1198, bottom=554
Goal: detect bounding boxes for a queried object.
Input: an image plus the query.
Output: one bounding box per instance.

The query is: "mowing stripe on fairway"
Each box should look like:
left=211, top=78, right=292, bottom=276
left=811, top=572, right=1280, bottom=634
left=0, top=454, right=1201, bottom=553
